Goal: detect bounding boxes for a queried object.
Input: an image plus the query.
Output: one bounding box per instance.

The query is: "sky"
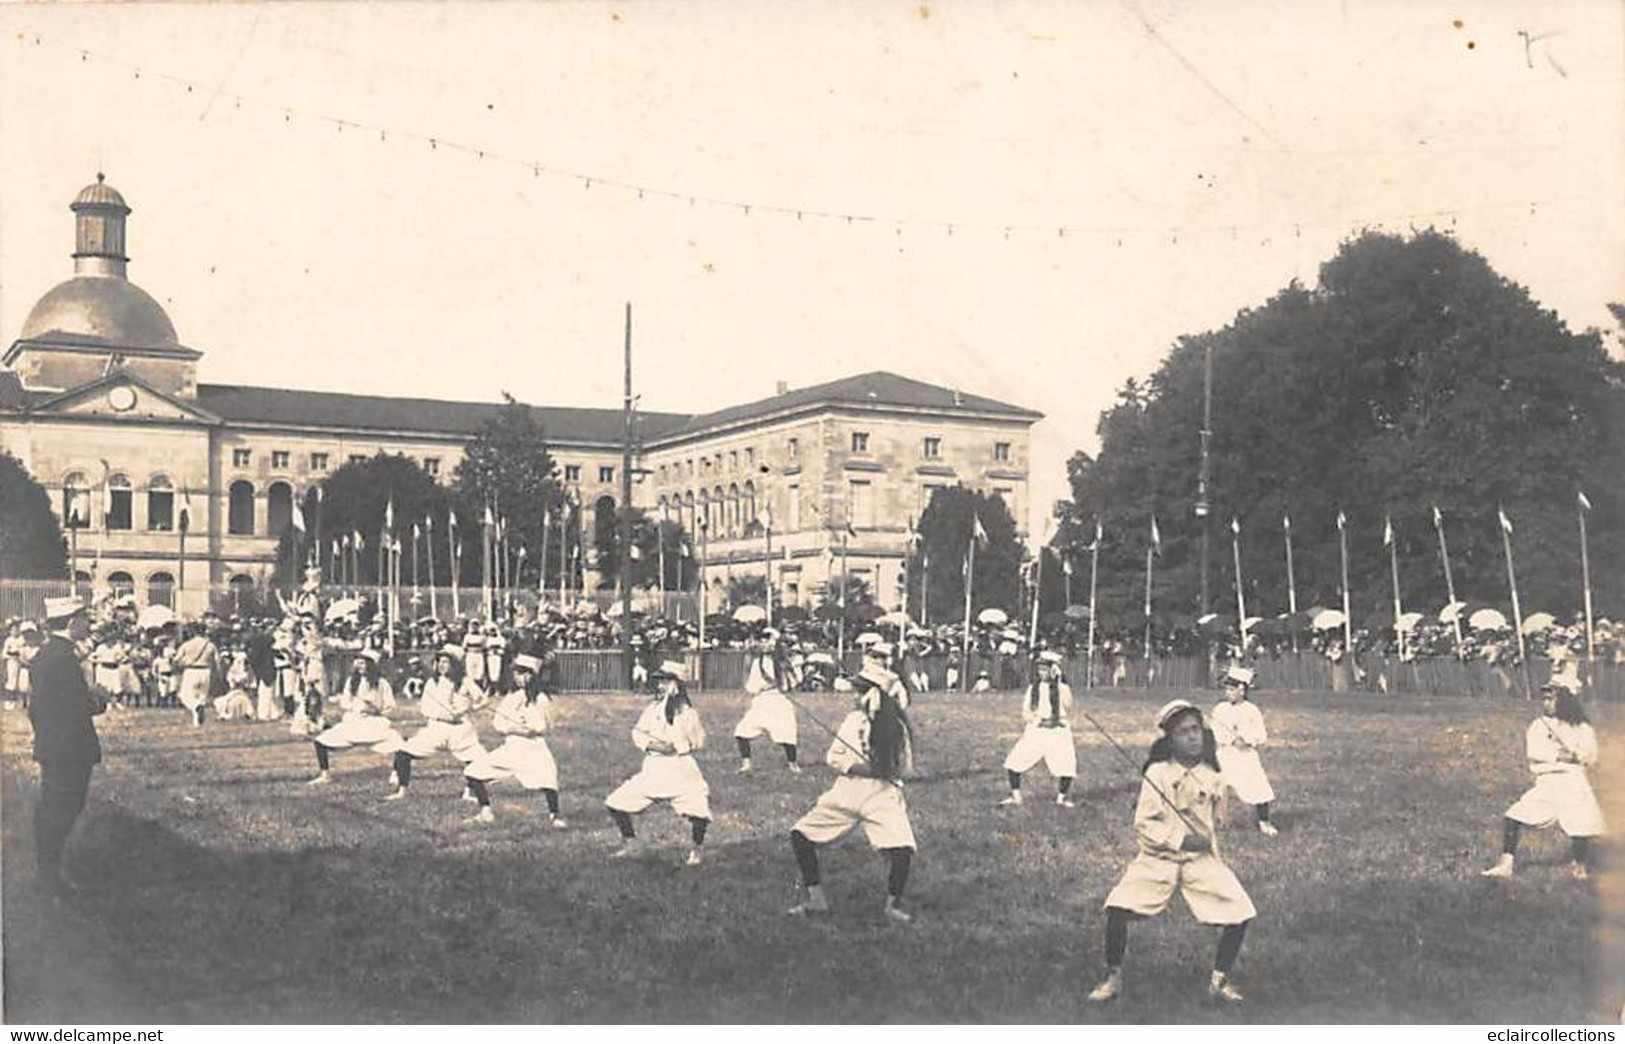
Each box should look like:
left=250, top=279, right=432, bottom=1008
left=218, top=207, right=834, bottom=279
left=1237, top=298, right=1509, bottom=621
left=2, top=0, right=1621, bottom=536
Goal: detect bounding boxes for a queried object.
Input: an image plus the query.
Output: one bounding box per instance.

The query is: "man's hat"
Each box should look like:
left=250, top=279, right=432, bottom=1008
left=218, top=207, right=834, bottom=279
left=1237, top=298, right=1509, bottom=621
left=359, top=648, right=382, bottom=664
left=652, top=659, right=688, bottom=682
left=513, top=653, right=543, bottom=673
left=1155, top=698, right=1201, bottom=730
left=1037, top=650, right=1064, bottom=665
left=43, top=595, right=86, bottom=622
left=857, top=660, right=892, bottom=689
left=1224, top=665, right=1256, bottom=687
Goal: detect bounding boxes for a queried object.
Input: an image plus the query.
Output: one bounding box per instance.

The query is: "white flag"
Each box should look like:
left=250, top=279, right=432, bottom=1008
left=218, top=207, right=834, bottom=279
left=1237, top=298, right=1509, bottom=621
left=629, top=544, right=642, bottom=561
left=384, top=497, right=394, bottom=531
left=1230, top=517, right=1240, bottom=536
left=412, top=522, right=420, bottom=540
left=292, top=502, right=306, bottom=534
left=1499, top=507, right=1513, bottom=535
left=1578, top=490, right=1591, bottom=512
left=1062, top=558, right=1073, bottom=577
left=1431, top=505, right=1442, bottom=529
left=1336, top=510, right=1346, bottom=532
left=1383, top=516, right=1393, bottom=547
left=1150, top=515, right=1161, bottom=553
left=972, top=513, right=988, bottom=546
left=1283, top=514, right=1291, bottom=533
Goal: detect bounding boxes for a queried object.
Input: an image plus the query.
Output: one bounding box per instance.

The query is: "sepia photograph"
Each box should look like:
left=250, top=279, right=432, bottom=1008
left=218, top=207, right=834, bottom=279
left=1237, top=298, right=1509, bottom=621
left=1, top=0, right=1622, bottom=1029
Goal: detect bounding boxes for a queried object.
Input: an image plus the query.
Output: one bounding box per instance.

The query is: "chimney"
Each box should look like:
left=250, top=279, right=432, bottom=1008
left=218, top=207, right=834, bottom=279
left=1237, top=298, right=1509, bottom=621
left=952, top=388, right=964, bottom=406
left=775, top=380, right=789, bottom=396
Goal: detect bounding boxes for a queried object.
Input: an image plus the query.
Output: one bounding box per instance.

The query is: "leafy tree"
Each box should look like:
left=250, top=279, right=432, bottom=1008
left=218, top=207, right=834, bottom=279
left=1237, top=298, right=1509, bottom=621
left=1056, top=230, right=1625, bottom=633
left=815, top=574, right=874, bottom=623
left=453, top=395, right=564, bottom=587
left=280, top=453, right=444, bottom=587
left=726, top=574, right=768, bottom=609
left=594, top=507, right=696, bottom=590
left=0, top=452, right=68, bottom=579
left=905, top=486, right=1025, bottom=623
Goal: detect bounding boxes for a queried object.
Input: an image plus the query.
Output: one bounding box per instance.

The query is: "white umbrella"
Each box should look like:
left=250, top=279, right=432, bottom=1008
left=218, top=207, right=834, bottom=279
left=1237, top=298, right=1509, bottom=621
left=1396, top=611, right=1425, bottom=633
left=324, top=598, right=361, bottom=623
left=1469, top=608, right=1509, bottom=631
left=806, top=651, right=835, bottom=665
left=732, top=604, right=767, bottom=624
left=1311, top=608, right=1346, bottom=631
left=1519, top=611, right=1556, bottom=635
left=1241, top=616, right=1263, bottom=632
left=977, top=608, right=1008, bottom=626
left=1438, top=601, right=1468, bottom=624
left=854, top=631, right=882, bottom=646
left=137, top=604, right=175, bottom=630
left=877, top=610, right=913, bottom=628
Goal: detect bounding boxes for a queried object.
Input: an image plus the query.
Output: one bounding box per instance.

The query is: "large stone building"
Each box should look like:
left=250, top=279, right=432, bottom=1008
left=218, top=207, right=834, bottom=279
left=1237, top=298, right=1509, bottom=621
left=0, top=177, right=1042, bottom=614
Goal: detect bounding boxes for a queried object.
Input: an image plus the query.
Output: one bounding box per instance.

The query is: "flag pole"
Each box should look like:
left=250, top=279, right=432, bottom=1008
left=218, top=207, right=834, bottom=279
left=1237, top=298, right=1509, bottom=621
left=763, top=516, right=773, bottom=630
left=1028, top=551, right=1043, bottom=648
left=1283, top=515, right=1299, bottom=654
left=838, top=529, right=850, bottom=669
left=425, top=516, right=438, bottom=621
left=1578, top=491, right=1595, bottom=674
left=1337, top=511, right=1353, bottom=655
left=449, top=512, right=461, bottom=620
left=697, top=519, right=708, bottom=691
left=1386, top=516, right=1404, bottom=660
left=961, top=524, right=976, bottom=694
left=540, top=508, right=552, bottom=607
left=411, top=523, right=421, bottom=609
left=1499, top=506, right=1529, bottom=693
left=1086, top=519, right=1101, bottom=689
left=1433, top=506, right=1464, bottom=661
left=920, top=547, right=930, bottom=628
left=1231, top=518, right=1247, bottom=652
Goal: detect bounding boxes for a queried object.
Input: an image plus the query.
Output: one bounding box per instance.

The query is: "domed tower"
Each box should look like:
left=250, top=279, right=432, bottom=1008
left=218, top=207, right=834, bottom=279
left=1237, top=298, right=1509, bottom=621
left=4, top=175, right=201, bottom=398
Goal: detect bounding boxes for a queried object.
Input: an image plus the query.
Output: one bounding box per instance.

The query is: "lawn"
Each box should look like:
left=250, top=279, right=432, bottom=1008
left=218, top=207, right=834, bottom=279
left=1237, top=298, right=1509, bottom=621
left=2, top=687, right=1621, bottom=1024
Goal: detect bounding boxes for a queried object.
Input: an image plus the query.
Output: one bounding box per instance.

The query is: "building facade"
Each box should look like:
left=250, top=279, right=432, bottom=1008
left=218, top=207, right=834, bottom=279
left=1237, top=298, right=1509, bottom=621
left=0, top=177, right=1041, bottom=614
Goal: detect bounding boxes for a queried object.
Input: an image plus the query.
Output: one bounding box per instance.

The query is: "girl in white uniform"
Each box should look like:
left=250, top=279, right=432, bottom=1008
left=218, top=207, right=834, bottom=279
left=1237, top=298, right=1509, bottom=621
left=733, top=645, right=802, bottom=775
left=463, top=653, right=568, bottom=828
left=1089, top=700, right=1256, bottom=1005
left=605, top=661, right=711, bottom=867
left=1210, top=665, right=1278, bottom=836
left=1481, top=678, right=1604, bottom=881
left=290, top=621, right=329, bottom=737
left=174, top=625, right=220, bottom=728
left=998, top=651, right=1078, bottom=808
left=787, top=661, right=918, bottom=924
left=308, top=649, right=402, bottom=785
left=387, top=646, right=487, bottom=801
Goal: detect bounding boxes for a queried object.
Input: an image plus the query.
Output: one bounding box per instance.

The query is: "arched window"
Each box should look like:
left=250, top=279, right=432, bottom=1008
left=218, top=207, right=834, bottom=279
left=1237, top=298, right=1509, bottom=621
left=228, top=480, right=255, bottom=535
left=712, top=486, right=726, bottom=535
left=107, top=571, right=135, bottom=598
left=727, top=484, right=740, bottom=535
left=267, top=481, right=293, bottom=535
left=593, top=495, right=617, bottom=554
left=682, top=491, right=695, bottom=535
left=147, top=475, right=174, bottom=532
left=696, top=491, right=710, bottom=536
left=62, top=471, right=91, bottom=528
left=743, top=480, right=757, bottom=529
left=106, top=473, right=133, bottom=531
left=147, top=571, right=175, bottom=608
left=228, top=573, right=256, bottom=612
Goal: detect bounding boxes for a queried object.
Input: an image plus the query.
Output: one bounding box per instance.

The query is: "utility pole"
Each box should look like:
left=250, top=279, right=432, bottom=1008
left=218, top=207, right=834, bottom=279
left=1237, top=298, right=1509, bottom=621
left=620, top=303, right=635, bottom=690
left=1196, top=340, right=1213, bottom=617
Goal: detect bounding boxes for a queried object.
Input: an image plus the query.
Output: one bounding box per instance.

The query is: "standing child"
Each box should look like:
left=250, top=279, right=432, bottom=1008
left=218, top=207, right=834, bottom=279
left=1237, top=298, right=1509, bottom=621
left=1481, top=677, right=1604, bottom=881
left=998, top=650, right=1078, bottom=808
left=463, top=652, right=568, bottom=828
left=604, top=661, right=711, bottom=867
left=1088, top=700, right=1256, bottom=1005
left=734, top=638, right=802, bottom=775
left=787, top=657, right=918, bottom=923
left=1210, top=665, right=1278, bottom=836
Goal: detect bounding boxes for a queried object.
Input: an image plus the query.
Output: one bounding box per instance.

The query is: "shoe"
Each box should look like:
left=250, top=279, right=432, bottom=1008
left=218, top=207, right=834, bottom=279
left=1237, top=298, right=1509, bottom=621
left=387, top=770, right=399, bottom=787
left=997, top=793, right=1023, bottom=808
left=1208, top=973, right=1245, bottom=1004
left=461, top=790, right=479, bottom=804
left=1480, top=855, right=1515, bottom=878
left=1571, top=862, right=1590, bottom=881
left=1056, top=794, right=1077, bottom=808
left=883, top=898, right=913, bottom=924
left=1258, top=821, right=1279, bottom=837
left=550, top=815, right=569, bottom=830
left=306, top=772, right=332, bottom=786
left=465, top=807, right=495, bottom=825
left=383, top=787, right=407, bottom=802
left=787, top=897, right=830, bottom=917
left=1087, top=971, right=1122, bottom=1003
left=736, top=761, right=753, bottom=775
left=786, top=763, right=803, bottom=775
left=609, top=840, right=642, bottom=859
left=685, top=848, right=704, bottom=867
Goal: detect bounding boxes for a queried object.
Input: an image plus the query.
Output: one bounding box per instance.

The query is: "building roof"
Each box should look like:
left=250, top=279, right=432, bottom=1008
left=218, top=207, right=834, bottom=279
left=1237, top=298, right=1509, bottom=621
left=72, top=174, right=129, bottom=211
left=20, top=277, right=183, bottom=353
left=194, top=384, right=691, bottom=444
left=664, top=370, right=1042, bottom=439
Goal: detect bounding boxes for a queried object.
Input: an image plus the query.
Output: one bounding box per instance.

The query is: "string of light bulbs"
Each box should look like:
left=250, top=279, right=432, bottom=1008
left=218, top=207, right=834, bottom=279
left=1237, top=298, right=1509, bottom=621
left=11, top=27, right=1599, bottom=243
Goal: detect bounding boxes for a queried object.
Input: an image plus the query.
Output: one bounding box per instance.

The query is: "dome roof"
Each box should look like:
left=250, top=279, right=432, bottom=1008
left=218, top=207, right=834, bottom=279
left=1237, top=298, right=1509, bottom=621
left=72, top=175, right=128, bottom=210
left=20, top=276, right=179, bottom=350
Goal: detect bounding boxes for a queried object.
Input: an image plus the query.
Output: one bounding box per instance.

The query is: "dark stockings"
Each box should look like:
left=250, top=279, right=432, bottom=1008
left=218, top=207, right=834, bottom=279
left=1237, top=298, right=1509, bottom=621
left=1103, top=907, right=1249, bottom=974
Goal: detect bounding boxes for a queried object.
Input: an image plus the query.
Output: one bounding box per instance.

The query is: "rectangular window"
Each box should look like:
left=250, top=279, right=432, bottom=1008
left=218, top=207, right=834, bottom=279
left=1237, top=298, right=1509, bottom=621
left=148, top=490, right=174, bottom=532
left=923, top=437, right=942, bottom=459
left=921, top=483, right=944, bottom=514
left=729, top=450, right=738, bottom=471
left=851, top=432, right=869, bottom=453
left=599, top=466, right=615, bottom=483
left=424, top=457, right=441, bottom=477
left=994, top=441, right=1011, bottom=462
left=564, top=464, right=581, bottom=482
left=688, top=459, right=696, bottom=476
left=787, top=437, right=799, bottom=459
left=348, top=454, right=367, bottom=466
left=848, top=479, right=874, bottom=529
left=310, top=452, right=330, bottom=472
left=746, top=448, right=756, bottom=467
left=232, top=448, right=251, bottom=468
left=107, top=489, right=133, bottom=531
left=271, top=450, right=290, bottom=469
left=788, top=483, right=801, bottom=530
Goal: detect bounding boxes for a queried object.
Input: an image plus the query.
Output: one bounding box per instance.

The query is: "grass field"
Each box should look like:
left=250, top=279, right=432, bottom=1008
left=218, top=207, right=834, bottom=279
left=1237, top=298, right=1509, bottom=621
left=3, top=686, right=1622, bottom=1024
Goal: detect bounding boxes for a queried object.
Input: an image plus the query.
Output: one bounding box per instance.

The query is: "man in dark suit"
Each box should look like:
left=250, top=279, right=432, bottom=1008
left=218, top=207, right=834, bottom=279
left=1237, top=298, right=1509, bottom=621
left=27, top=595, right=105, bottom=898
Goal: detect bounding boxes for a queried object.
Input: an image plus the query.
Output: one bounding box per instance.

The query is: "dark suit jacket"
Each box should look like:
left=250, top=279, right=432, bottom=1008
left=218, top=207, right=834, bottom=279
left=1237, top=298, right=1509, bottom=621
left=27, top=634, right=103, bottom=767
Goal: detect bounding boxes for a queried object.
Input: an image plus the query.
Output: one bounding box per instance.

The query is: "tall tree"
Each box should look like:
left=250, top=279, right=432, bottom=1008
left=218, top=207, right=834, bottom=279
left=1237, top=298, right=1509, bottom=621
left=906, top=485, right=1025, bottom=623
left=594, top=507, right=695, bottom=590
left=1056, top=230, right=1625, bottom=635
left=453, top=395, right=564, bottom=587
left=0, top=452, right=68, bottom=579
left=283, top=453, right=443, bottom=586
